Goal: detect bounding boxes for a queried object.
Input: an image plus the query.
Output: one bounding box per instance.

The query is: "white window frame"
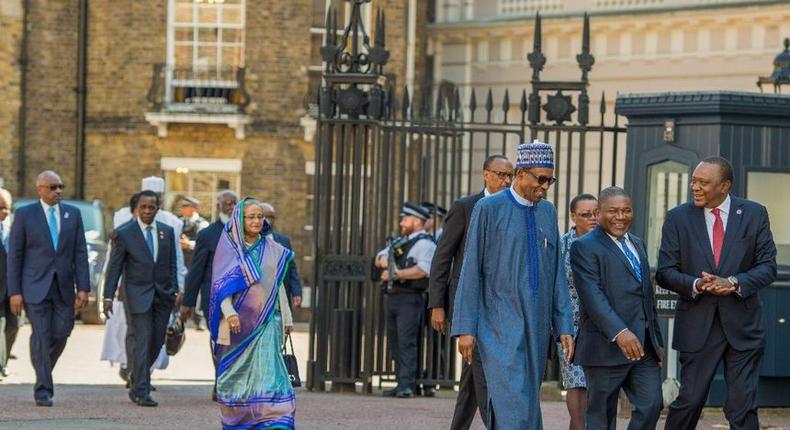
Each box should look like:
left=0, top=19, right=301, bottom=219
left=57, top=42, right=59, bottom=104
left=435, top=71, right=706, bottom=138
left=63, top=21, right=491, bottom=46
left=165, top=0, right=247, bottom=105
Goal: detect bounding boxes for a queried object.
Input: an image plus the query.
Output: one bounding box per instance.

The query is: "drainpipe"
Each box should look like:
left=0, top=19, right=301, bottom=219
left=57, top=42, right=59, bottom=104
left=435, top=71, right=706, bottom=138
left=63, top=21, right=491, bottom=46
left=16, top=0, right=30, bottom=197
left=75, top=0, right=88, bottom=199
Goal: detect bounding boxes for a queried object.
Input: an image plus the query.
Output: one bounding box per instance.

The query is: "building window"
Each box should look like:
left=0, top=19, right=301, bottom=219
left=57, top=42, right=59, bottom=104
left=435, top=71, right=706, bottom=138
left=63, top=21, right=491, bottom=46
left=747, top=170, right=790, bottom=268
left=646, top=160, right=689, bottom=266
left=166, top=0, right=246, bottom=111
left=160, top=157, right=242, bottom=220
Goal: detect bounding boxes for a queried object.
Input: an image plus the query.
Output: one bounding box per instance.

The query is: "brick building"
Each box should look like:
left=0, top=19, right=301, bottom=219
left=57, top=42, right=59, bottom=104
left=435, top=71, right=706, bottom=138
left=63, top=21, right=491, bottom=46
left=0, top=0, right=429, bottom=309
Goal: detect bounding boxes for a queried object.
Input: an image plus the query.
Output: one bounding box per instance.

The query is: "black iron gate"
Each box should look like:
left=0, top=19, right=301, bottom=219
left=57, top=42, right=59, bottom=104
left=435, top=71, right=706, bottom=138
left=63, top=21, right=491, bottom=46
left=307, top=1, right=626, bottom=392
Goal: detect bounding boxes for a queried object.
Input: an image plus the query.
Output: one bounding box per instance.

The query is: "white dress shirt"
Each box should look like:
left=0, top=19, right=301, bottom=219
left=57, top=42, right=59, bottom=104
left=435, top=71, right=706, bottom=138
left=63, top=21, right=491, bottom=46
left=40, top=199, right=61, bottom=233
left=137, top=218, right=158, bottom=261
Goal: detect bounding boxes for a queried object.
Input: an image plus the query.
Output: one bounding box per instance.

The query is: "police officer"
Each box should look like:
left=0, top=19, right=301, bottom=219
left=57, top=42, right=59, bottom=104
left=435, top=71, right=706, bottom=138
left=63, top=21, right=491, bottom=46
left=420, top=201, right=447, bottom=241
left=375, top=203, right=436, bottom=398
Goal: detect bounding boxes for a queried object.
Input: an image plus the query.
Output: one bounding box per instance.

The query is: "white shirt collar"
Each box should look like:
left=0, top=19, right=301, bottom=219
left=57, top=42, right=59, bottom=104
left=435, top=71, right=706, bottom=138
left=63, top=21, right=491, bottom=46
left=509, top=186, right=534, bottom=207
left=605, top=231, right=630, bottom=243
left=705, top=194, right=731, bottom=216
left=40, top=199, right=58, bottom=213
left=408, top=229, right=426, bottom=239
left=483, top=187, right=491, bottom=197
left=137, top=217, right=156, bottom=232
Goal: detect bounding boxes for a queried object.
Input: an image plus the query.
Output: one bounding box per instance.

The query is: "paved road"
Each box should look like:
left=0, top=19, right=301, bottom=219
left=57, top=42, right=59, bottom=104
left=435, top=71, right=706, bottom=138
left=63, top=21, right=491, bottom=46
left=1, top=324, right=788, bottom=429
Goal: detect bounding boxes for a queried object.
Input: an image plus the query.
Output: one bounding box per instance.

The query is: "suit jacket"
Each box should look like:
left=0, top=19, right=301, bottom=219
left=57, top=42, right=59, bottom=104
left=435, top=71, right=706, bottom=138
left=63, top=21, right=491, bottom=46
left=656, top=196, right=777, bottom=353
left=7, top=202, right=90, bottom=305
left=571, top=227, right=664, bottom=367
left=428, top=191, right=484, bottom=318
left=0, top=239, right=7, bottom=316
left=183, top=219, right=224, bottom=315
left=104, top=220, right=178, bottom=314
left=272, top=232, right=302, bottom=299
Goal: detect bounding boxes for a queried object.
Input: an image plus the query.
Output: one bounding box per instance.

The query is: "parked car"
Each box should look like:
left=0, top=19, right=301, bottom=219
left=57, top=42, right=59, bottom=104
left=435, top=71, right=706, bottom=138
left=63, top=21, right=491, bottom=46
left=12, top=199, right=108, bottom=324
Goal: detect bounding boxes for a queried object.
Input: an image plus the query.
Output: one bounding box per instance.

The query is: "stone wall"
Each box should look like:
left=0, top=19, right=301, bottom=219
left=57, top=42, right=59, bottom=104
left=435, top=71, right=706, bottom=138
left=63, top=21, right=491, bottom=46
left=0, top=0, right=22, bottom=193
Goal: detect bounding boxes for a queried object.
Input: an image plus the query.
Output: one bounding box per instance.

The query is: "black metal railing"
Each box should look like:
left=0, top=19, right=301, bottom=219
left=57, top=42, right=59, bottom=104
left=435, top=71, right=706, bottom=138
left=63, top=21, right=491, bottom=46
left=308, top=1, right=627, bottom=393
left=147, top=64, right=251, bottom=113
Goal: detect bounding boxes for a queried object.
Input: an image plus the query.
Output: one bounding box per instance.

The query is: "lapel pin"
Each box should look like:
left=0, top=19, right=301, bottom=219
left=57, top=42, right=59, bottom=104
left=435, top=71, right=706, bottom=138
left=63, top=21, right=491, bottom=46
left=64, top=212, right=70, bottom=219
left=736, top=209, right=742, bottom=215
left=159, top=231, right=165, bottom=240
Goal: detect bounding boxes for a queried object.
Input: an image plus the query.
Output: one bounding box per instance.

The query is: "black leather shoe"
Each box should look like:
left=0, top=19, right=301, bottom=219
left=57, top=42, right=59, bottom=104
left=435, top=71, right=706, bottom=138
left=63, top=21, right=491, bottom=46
left=35, top=397, right=53, bottom=407
left=382, top=387, right=399, bottom=397
left=422, top=386, right=436, bottom=397
left=395, top=388, right=414, bottom=398
left=129, top=391, right=158, bottom=407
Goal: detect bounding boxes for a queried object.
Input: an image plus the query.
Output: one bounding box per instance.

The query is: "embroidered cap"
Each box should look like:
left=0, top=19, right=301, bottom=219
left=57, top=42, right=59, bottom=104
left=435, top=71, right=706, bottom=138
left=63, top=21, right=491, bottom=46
left=141, top=176, right=165, bottom=193
left=400, top=202, right=431, bottom=221
left=515, top=139, right=554, bottom=170
left=420, top=201, right=447, bottom=219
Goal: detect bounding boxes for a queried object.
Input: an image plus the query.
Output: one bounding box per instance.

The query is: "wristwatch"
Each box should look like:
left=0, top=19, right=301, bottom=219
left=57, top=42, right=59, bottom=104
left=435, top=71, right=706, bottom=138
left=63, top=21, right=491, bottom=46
left=727, top=276, right=741, bottom=296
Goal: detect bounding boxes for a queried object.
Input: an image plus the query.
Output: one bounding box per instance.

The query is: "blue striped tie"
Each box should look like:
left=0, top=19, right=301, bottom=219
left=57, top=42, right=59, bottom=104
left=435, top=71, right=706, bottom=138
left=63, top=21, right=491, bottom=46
left=48, top=207, right=59, bottom=250
left=617, top=236, right=642, bottom=283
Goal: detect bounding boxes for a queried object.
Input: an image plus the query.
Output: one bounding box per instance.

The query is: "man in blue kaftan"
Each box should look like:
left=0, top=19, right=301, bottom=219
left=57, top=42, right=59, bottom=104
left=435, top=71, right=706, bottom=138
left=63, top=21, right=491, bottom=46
left=451, top=140, right=574, bottom=429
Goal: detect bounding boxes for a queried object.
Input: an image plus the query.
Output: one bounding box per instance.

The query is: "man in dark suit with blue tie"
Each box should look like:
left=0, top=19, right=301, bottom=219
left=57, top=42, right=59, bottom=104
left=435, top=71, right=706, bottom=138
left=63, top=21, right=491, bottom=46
left=571, top=186, right=664, bottom=430
left=658, top=157, right=777, bottom=430
left=7, top=171, right=91, bottom=406
left=260, top=202, right=302, bottom=308
left=103, top=190, right=178, bottom=407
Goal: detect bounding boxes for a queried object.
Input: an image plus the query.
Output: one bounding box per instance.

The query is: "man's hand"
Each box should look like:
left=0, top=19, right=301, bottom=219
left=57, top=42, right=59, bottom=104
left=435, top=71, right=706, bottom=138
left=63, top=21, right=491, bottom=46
left=380, top=269, right=397, bottom=282
left=657, top=346, right=665, bottom=368
left=179, top=305, right=193, bottom=323
left=227, top=315, right=242, bottom=334
left=560, top=334, right=575, bottom=363
left=431, top=308, right=447, bottom=334
left=701, top=272, right=736, bottom=296
left=175, top=291, right=184, bottom=308
left=74, top=291, right=89, bottom=310
left=9, top=294, right=23, bottom=316
left=102, top=299, right=113, bottom=319
left=292, top=296, right=302, bottom=308
left=457, top=335, right=476, bottom=365
left=284, top=325, right=293, bottom=335
left=375, top=255, right=388, bottom=269
left=615, top=329, right=644, bottom=361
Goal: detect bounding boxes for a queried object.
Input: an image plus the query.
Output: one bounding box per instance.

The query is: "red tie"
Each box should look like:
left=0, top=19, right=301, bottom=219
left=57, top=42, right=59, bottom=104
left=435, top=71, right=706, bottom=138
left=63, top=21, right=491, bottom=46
left=711, top=207, right=724, bottom=267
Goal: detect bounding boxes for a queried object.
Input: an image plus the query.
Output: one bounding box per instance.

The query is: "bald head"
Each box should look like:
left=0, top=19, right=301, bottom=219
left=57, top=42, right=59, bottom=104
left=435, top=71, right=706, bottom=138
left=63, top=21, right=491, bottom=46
left=36, top=171, right=64, bottom=205
left=259, top=202, right=276, bottom=228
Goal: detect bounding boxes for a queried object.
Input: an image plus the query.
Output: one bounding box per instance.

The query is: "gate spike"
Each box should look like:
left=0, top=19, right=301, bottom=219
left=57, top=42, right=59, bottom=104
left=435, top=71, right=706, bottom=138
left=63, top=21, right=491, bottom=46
left=454, top=88, right=462, bottom=119
left=520, top=89, right=528, bottom=113
left=402, top=86, right=411, bottom=120
left=502, top=89, right=510, bottom=115
left=421, top=88, right=432, bottom=119
left=485, top=88, right=493, bottom=113
left=469, top=88, right=477, bottom=113
left=325, top=6, right=333, bottom=45
left=386, top=86, right=396, bottom=120
left=599, top=91, right=607, bottom=114
left=375, top=8, right=386, bottom=48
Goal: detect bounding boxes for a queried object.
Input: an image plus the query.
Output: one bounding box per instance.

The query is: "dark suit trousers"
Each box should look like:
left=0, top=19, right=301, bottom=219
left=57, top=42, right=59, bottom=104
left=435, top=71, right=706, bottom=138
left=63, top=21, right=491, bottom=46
left=450, top=345, right=488, bottom=430
left=129, top=292, right=171, bottom=398
left=665, top=312, right=763, bottom=430
left=121, top=289, right=136, bottom=372
left=584, top=346, right=662, bottom=430
left=386, top=293, right=424, bottom=390
left=24, top=280, right=74, bottom=400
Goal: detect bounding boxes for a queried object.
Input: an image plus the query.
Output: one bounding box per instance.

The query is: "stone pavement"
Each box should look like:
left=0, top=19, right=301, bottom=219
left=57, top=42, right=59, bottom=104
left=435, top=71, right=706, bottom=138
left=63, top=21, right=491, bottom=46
left=1, top=324, right=789, bottom=429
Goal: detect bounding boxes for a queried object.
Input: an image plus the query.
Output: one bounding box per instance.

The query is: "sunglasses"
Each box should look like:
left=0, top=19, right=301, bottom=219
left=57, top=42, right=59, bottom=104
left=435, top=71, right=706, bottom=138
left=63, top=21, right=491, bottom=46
left=524, top=171, right=557, bottom=186
left=486, top=169, right=514, bottom=181
left=43, top=184, right=65, bottom=191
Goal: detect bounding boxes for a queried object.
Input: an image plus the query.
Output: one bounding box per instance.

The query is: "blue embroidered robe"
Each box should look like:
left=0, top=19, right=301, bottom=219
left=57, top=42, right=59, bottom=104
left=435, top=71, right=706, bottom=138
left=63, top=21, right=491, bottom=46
left=451, top=189, right=573, bottom=429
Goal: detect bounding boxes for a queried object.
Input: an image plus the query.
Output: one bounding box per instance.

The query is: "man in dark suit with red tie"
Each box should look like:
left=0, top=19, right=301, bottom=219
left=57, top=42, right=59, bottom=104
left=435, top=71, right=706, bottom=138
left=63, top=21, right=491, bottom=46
left=657, top=157, right=777, bottom=430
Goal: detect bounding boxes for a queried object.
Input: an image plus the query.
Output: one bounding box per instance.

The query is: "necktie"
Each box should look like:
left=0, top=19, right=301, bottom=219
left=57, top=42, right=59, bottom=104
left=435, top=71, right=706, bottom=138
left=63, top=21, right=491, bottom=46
left=145, top=225, right=155, bottom=260
left=48, top=207, right=59, bottom=250
left=617, top=236, right=642, bottom=283
left=711, top=208, right=724, bottom=267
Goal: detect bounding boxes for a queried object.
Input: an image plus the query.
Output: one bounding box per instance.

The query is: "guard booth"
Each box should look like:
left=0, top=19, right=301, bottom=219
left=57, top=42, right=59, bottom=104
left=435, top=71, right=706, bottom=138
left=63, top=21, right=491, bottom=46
left=616, top=91, right=790, bottom=406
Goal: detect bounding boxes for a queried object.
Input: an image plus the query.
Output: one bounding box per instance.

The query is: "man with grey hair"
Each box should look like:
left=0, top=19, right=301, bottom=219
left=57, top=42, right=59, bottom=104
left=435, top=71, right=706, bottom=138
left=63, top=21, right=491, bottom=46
left=259, top=202, right=302, bottom=308
left=0, top=188, right=10, bottom=378
left=7, top=171, right=90, bottom=406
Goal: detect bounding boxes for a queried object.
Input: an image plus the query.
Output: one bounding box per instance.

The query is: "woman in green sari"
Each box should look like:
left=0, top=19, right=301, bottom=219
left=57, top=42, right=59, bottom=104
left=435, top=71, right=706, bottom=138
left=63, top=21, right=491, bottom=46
left=209, top=199, right=295, bottom=429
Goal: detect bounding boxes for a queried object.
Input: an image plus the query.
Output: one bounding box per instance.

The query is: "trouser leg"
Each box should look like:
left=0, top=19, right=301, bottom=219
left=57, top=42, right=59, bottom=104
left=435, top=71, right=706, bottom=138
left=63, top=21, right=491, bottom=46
left=0, top=317, right=7, bottom=371
left=450, top=358, right=477, bottom=430
left=148, top=295, right=171, bottom=370
left=723, top=345, right=763, bottom=430
left=394, top=294, right=423, bottom=390
left=122, top=293, right=135, bottom=373
left=622, top=352, right=663, bottom=430
left=385, top=295, right=400, bottom=386
left=584, top=364, right=630, bottom=430
left=25, top=288, right=55, bottom=399
left=131, top=308, right=153, bottom=398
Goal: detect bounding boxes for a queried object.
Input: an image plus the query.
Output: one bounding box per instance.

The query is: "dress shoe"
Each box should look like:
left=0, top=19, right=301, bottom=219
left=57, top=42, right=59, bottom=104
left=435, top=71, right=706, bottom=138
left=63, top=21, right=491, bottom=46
left=382, top=387, right=399, bottom=397
left=119, top=367, right=129, bottom=383
left=128, top=391, right=158, bottom=407
left=422, top=386, right=436, bottom=397
left=395, top=388, right=414, bottom=398
left=35, top=397, right=53, bottom=407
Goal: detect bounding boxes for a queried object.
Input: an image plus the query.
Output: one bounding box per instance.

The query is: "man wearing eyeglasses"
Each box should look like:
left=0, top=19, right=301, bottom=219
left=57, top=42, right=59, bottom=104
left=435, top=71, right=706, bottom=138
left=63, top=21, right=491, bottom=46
left=6, top=171, right=91, bottom=407
left=428, top=154, right=512, bottom=429
left=451, top=141, right=574, bottom=429
left=259, top=202, right=302, bottom=309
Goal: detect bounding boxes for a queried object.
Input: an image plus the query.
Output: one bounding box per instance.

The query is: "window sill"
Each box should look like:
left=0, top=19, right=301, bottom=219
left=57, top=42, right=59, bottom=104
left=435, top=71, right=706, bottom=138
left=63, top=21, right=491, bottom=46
left=144, top=111, right=251, bottom=140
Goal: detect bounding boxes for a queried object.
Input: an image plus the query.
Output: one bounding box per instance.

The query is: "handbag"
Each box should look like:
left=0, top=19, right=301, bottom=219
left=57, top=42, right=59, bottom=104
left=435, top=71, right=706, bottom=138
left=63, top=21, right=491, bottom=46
left=165, top=313, right=186, bottom=356
left=282, top=333, right=301, bottom=387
